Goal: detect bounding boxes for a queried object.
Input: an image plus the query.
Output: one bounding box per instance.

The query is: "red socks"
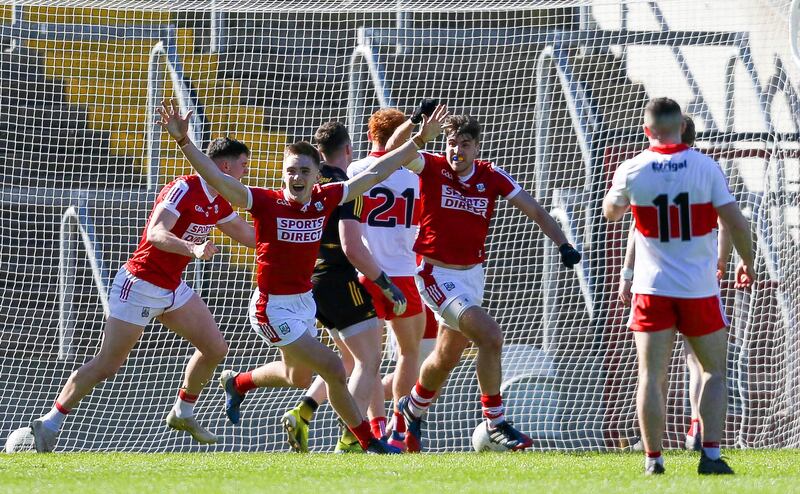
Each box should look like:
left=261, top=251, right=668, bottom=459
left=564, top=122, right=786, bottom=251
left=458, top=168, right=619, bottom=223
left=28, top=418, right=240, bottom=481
left=481, top=394, right=505, bottom=426
left=233, top=372, right=257, bottom=394
left=178, top=389, right=199, bottom=404
left=370, top=417, right=387, bottom=439
left=350, top=420, right=373, bottom=450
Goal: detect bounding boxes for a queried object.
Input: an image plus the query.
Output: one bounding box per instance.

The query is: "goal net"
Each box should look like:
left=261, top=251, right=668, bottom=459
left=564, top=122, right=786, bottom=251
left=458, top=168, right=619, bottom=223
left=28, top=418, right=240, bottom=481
left=1, top=0, right=798, bottom=452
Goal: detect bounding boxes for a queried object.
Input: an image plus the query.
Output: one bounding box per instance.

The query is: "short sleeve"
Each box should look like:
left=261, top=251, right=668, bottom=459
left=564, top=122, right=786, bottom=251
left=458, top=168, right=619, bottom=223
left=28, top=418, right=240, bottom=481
left=216, top=199, right=237, bottom=225
left=160, top=179, right=190, bottom=216
left=247, top=186, right=271, bottom=214
left=606, top=163, right=631, bottom=207
left=490, top=164, right=522, bottom=199
left=405, top=152, right=428, bottom=175
left=339, top=196, right=361, bottom=221
left=709, top=163, right=735, bottom=207
left=322, top=182, right=348, bottom=207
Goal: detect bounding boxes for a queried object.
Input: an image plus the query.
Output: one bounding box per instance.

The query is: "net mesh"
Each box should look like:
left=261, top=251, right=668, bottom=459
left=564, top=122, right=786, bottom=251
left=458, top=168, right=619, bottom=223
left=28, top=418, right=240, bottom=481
left=0, top=0, right=798, bottom=452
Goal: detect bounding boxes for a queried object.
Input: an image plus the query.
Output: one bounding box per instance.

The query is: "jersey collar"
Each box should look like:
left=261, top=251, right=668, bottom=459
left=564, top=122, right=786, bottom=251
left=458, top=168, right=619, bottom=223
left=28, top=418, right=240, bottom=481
left=458, top=163, right=476, bottom=183
left=649, top=143, right=690, bottom=154
left=369, top=150, right=389, bottom=157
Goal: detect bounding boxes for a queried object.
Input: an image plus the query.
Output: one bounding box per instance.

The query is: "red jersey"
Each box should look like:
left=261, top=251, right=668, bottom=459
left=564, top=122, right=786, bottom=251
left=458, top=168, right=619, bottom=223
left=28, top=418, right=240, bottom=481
left=126, top=175, right=237, bottom=290
left=408, top=153, right=521, bottom=266
left=248, top=183, right=347, bottom=295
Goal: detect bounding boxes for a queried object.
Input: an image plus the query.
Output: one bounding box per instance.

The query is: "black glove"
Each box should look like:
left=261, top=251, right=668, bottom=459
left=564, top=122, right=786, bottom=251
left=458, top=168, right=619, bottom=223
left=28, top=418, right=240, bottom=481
left=374, top=271, right=407, bottom=316
left=410, top=98, right=439, bottom=124
left=559, top=243, right=581, bottom=269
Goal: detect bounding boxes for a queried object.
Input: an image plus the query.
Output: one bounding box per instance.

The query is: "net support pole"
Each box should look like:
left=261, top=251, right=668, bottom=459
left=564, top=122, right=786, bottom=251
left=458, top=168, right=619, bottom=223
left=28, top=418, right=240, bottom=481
left=58, top=205, right=110, bottom=361
left=146, top=29, right=204, bottom=191
left=347, top=28, right=395, bottom=157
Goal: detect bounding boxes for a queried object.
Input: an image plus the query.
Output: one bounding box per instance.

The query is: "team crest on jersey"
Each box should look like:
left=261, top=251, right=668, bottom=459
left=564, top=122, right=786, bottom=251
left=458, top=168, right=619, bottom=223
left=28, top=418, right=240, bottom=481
left=314, top=201, right=324, bottom=212
left=441, top=184, right=489, bottom=218
left=141, top=307, right=150, bottom=318
left=443, top=282, right=456, bottom=291
left=476, top=183, right=485, bottom=192
left=278, top=322, right=291, bottom=335
left=213, top=204, right=219, bottom=214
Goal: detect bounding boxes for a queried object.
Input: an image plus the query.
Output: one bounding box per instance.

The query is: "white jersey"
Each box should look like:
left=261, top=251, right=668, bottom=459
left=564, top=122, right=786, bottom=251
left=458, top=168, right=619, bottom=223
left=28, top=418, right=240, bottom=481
left=606, top=143, right=735, bottom=298
left=345, top=151, right=420, bottom=277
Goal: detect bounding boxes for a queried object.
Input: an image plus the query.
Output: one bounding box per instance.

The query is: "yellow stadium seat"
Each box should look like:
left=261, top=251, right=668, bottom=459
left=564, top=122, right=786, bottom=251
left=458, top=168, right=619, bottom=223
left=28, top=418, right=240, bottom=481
left=26, top=7, right=171, bottom=25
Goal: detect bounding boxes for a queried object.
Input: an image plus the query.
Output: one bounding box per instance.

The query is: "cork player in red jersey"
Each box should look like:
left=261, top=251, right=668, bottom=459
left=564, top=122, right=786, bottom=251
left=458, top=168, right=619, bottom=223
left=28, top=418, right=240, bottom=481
left=29, top=137, right=257, bottom=452
left=396, top=114, right=582, bottom=451
left=158, top=98, right=449, bottom=453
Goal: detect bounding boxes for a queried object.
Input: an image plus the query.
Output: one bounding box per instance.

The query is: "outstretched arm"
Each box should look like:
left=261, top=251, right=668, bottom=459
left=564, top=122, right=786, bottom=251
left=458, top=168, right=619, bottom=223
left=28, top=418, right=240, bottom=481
left=508, top=189, right=581, bottom=268
left=157, top=99, right=249, bottom=208
left=343, top=104, right=449, bottom=202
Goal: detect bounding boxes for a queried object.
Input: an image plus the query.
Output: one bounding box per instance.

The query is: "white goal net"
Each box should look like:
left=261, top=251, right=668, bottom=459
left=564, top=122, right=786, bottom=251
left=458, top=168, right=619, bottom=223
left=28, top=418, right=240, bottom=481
left=1, top=0, right=798, bottom=452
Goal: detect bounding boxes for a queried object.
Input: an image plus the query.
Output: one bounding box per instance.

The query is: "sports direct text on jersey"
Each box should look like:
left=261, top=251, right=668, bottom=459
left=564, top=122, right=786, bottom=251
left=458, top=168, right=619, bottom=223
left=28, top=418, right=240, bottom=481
left=441, top=185, right=489, bottom=218
left=277, top=217, right=325, bottom=243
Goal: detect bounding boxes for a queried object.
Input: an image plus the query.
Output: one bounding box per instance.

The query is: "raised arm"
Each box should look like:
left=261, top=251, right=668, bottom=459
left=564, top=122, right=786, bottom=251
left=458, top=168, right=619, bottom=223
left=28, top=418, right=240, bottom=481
left=216, top=215, right=256, bottom=249
left=715, top=202, right=755, bottom=288
left=385, top=99, right=439, bottom=151
left=157, top=99, right=249, bottom=208
left=343, top=104, right=449, bottom=203
left=147, top=206, right=218, bottom=260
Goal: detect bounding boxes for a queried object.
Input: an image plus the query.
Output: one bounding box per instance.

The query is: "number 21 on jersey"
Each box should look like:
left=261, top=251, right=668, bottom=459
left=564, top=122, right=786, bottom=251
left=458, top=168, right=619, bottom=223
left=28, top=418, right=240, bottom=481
left=365, top=187, right=416, bottom=228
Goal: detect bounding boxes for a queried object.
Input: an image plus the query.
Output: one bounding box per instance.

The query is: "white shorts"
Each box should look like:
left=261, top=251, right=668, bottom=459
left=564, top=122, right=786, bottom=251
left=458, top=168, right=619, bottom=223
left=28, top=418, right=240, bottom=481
left=248, top=289, right=318, bottom=347
left=414, top=261, right=484, bottom=331
left=385, top=327, right=436, bottom=368
left=108, top=267, right=195, bottom=326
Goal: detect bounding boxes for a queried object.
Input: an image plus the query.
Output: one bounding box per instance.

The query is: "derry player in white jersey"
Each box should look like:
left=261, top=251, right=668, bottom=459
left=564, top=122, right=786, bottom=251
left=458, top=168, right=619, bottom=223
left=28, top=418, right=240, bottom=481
left=604, top=97, right=755, bottom=476
left=341, top=105, right=435, bottom=451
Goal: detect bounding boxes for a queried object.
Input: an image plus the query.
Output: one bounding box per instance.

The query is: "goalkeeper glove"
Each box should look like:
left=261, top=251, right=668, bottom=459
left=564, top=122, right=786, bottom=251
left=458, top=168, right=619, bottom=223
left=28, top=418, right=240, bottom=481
left=559, top=243, right=581, bottom=269
left=374, top=271, right=407, bottom=316
left=410, top=98, right=439, bottom=124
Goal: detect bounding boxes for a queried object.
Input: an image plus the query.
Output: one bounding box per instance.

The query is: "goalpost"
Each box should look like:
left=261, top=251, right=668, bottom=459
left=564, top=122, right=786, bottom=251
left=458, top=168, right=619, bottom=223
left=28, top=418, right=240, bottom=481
left=0, top=0, right=798, bottom=452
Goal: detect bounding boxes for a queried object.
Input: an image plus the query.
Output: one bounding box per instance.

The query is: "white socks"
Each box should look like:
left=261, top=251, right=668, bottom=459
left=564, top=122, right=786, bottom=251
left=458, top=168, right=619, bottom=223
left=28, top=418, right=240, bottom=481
left=40, top=406, right=68, bottom=432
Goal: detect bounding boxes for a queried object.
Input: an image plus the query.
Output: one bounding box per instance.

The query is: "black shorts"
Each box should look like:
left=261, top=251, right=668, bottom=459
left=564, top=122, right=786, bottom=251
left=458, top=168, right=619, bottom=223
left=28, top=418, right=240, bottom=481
left=312, top=268, right=376, bottom=332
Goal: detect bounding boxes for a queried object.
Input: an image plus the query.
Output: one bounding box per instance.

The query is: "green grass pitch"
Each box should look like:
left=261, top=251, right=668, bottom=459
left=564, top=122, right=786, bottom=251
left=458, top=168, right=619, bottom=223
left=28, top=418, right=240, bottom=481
left=1, top=450, right=799, bottom=493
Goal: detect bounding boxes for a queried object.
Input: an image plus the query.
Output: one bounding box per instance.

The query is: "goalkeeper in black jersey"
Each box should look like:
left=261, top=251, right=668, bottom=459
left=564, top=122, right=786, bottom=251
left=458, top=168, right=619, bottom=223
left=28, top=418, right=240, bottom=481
left=280, top=121, right=407, bottom=453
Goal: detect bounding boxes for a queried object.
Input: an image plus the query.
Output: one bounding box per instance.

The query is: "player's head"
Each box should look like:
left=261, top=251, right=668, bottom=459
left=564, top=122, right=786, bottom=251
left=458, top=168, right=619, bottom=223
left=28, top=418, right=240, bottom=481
left=368, top=108, right=406, bottom=150
left=314, top=121, right=352, bottom=165
left=282, top=141, right=321, bottom=203
left=443, top=115, right=480, bottom=176
left=643, top=97, right=684, bottom=144
left=681, top=113, right=696, bottom=146
left=207, top=137, right=250, bottom=180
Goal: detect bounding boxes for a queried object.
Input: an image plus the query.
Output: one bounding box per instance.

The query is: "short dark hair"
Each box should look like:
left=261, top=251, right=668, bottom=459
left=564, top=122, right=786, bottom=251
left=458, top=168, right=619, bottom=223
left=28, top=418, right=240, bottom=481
left=284, top=141, right=321, bottom=167
left=206, top=137, right=250, bottom=161
left=681, top=114, right=696, bottom=146
left=644, top=97, right=682, bottom=130
left=443, top=115, right=481, bottom=142
left=314, top=121, right=351, bottom=155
